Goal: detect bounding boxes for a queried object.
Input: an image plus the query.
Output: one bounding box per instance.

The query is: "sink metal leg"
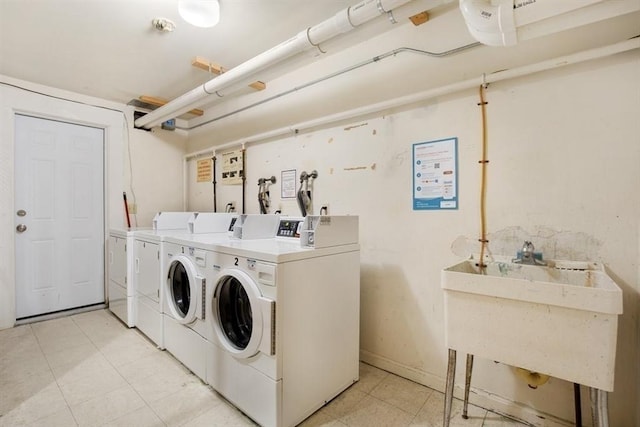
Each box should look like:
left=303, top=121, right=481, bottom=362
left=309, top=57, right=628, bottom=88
left=590, top=387, right=610, bottom=427
left=462, top=354, right=474, bottom=419
left=573, top=383, right=582, bottom=427
left=444, top=349, right=456, bottom=427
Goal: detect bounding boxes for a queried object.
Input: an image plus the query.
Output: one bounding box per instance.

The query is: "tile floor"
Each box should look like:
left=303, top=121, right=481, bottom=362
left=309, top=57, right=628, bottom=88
left=0, top=309, right=528, bottom=427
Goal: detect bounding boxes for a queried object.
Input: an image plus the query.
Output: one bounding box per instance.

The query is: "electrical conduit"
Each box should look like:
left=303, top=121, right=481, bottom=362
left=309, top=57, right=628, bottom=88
left=184, top=38, right=639, bottom=157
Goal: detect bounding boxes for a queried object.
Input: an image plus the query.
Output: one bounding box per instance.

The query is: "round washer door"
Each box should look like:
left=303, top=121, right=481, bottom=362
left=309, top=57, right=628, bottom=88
left=212, top=268, right=274, bottom=359
left=165, top=255, right=203, bottom=324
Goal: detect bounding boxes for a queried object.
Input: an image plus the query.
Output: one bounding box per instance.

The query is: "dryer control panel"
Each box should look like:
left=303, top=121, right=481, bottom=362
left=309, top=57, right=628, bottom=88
left=276, top=218, right=303, bottom=238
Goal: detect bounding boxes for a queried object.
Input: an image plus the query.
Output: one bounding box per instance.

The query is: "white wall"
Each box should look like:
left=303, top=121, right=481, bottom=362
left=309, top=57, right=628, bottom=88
left=186, top=51, right=639, bottom=425
left=123, top=125, right=189, bottom=227
left=0, top=77, right=187, bottom=329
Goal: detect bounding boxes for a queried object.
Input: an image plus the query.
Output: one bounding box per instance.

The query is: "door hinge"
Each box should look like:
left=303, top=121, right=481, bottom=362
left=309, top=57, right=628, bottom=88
left=157, top=251, right=159, bottom=260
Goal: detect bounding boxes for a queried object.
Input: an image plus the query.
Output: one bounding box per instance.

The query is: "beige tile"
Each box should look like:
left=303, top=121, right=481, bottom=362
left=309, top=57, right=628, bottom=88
left=74, top=311, right=130, bottom=344
left=69, top=384, right=146, bottom=427
left=31, top=316, right=81, bottom=337
left=0, top=375, right=69, bottom=426
left=0, top=347, right=50, bottom=385
left=97, top=333, right=157, bottom=367
left=45, top=342, right=102, bottom=370
left=58, top=365, right=128, bottom=406
left=340, top=395, right=414, bottom=427
left=320, top=387, right=368, bottom=419
left=370, top=374, right=433, bottom=416
left=51, top=351, right=114, bottom=384
left=0, top=369, right=56, bottom=412
left=182, top=403, right=257, bottom=427
left=482, top=412, right=529, bottom=426
left=129, top=363, right=202, bottom=403
left=411, top=392, right=485, bottom=427
left=101, top=406, right=165, bottom=427
left=24, top=406, right=78, bottom=427
left=0, top=324, right=33, bottom=345
left=298, top=409, right=349, bottom=427
left=36, top=329, right=93, bottom=355
left=0, top=331, right=41, bottom=362
left=116, top=350, right=187, bottom=384
left=351, top=362, right=389, bottom=394
left=149, top=382, right=222, bottom=427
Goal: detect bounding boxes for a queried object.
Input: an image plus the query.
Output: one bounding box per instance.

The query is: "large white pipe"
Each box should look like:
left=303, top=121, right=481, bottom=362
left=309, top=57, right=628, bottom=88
left=459, top=0, right=608, bottom=46
left=192, top=0, right=453, bottom=105
left=186, top=37, right=639, bottom=157
left=135, top=0, right=423, bottom=129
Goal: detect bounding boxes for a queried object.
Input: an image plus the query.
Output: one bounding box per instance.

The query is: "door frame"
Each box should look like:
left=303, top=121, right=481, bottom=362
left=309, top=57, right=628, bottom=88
left=0, top=79, right=125, bottom=329
left=14, top=113, right=108, bottom=319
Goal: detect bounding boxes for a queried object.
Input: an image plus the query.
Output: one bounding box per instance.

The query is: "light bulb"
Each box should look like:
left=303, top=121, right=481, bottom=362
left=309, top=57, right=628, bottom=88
left=178, top=0, right=220, bottom=28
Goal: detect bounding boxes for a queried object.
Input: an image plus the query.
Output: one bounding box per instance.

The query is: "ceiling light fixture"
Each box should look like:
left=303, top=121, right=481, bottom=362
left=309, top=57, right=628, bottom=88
left=178, top=0, right=220, bottom=28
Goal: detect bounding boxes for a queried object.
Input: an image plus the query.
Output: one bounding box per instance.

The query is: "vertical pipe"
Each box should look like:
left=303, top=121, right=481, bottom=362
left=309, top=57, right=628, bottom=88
left=598, top=390, right=609, bottom=427
left=241, top=147, right=246, bottom=214
left=444, top=349, right=457, bottom=427
left=212, top=155, right=217, bottom=212
left=574, top=383, right=582, bottom=427
left=590, top=387, right=598, bottom=427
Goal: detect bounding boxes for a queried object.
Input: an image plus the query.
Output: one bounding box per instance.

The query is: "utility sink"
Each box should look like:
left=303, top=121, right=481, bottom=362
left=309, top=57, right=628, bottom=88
left=442, top=257, right=623, bottom=391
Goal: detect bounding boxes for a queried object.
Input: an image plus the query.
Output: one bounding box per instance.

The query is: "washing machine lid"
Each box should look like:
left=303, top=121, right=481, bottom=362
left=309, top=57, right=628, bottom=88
left=166, top=255, right=205, bottom=324
left=213, top=268, right=275, bottom=359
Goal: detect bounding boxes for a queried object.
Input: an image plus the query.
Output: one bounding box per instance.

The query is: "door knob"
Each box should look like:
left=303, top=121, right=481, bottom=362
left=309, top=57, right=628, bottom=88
left=17, top=209, right=27, bottom=217
left=16, top=224, right=27, bottom=233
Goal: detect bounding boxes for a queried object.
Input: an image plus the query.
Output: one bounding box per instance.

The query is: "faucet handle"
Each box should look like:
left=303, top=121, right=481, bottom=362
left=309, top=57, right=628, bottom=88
left=522, top=241, right=535, bottom=258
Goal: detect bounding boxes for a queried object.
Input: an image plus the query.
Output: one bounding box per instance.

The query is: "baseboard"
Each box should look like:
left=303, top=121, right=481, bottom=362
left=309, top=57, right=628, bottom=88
left=359, top=349, right=574, bottom=427
left=15, top=303, right=107, bottom=326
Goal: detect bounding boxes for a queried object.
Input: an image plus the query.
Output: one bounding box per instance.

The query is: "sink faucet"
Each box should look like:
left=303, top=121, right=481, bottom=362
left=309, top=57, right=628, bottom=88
left=513, top=241, right=547, bottom=266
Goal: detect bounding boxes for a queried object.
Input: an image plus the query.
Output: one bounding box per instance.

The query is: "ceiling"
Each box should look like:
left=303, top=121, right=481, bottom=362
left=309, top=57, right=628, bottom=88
left=1, top=0, right=639, bottom=142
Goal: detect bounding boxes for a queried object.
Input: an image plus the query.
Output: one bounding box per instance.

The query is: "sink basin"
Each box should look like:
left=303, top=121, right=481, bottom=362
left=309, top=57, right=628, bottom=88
left=442, top=257, right=623, bottom=391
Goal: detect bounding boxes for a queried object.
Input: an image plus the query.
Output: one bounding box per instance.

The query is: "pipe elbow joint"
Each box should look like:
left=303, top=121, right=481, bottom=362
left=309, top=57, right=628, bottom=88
left=459, top=0, right=517, bottom=47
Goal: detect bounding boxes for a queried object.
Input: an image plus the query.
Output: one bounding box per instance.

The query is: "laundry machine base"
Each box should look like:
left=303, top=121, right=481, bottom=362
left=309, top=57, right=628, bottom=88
left=206, top=341, right=282, bottom=427
left=164, top=314, right=207, bottom=382
left=135, top=295, right=164, bottom=349
left=108, top=281, right=135, bottom=327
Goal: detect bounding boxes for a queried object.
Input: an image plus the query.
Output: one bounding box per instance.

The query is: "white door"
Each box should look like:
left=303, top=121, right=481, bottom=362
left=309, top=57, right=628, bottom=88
left=15, top=114, right=105, bottom=319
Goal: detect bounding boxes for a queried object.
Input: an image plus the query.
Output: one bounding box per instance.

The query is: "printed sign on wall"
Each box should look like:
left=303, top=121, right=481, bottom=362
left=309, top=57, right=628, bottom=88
left=412, top=137, right=458, bottom=210
left=221, top=150, right=243, bottom=185
left=280, top=169, right=296, bottom=199
left=196, top=158, right=212, bottom=183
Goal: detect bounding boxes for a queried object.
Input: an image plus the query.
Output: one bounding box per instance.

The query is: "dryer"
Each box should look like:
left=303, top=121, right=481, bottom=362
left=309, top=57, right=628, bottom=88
left=205, top=216, right=360, bottom=427
left=133, top=212, right=197, bottom=348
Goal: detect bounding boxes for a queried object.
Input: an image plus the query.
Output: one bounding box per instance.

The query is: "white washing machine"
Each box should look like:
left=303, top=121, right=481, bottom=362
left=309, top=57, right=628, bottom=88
left=133, top=212, right=197, bottom=348
left=161, top=214, right=279, bottom=381
left=204, top=216, right=360, bottom=427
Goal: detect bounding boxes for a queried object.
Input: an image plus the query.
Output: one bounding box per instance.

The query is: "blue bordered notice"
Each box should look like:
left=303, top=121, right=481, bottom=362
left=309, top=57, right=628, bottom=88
left=413, top=137, right=458, bottom=210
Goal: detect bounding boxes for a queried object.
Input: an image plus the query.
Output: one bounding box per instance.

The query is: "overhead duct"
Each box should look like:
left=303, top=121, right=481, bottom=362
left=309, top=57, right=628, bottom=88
left=135, top=0, right=443, bottom=129
left=459, top=0, right=638, bottom=47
